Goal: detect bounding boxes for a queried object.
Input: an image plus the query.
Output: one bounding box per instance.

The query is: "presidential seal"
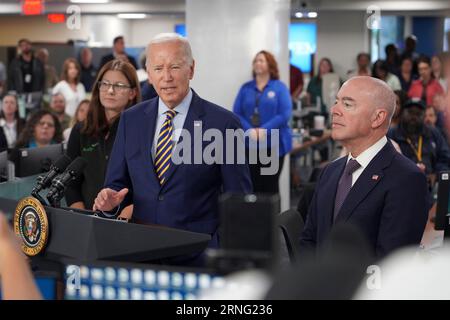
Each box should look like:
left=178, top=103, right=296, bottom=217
left=14, top=196, right=49, bottom=256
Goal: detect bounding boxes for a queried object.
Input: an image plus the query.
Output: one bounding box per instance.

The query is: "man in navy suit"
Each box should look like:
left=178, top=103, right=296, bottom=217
left=93, top=33, right=252, bottom=261
left=300, top=76, right=428, bottom=258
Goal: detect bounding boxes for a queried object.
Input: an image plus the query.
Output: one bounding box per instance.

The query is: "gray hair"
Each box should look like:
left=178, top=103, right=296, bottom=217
left=145, top=33, right=193, bottom=67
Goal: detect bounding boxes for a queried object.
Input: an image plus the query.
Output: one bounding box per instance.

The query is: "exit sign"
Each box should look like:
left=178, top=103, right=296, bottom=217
left=47, top=13, right=65, bottom=24
left=22, top=0, right=44, bottom=16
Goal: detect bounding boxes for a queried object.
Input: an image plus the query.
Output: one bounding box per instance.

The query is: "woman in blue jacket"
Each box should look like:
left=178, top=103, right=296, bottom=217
left=233, top=50, right=292, bottom=194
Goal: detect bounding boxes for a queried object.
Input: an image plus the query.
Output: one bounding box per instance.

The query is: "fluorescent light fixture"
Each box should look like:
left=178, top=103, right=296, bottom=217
left=70, top=0, right=109, bottom=3
left=117, top=13, right=147, bottom=19
left=307, top=12, right=318, bottom=18
left=295, top=12, right=303, bottom=18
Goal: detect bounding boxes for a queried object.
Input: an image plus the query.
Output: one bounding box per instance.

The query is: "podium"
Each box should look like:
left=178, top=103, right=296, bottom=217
left=0, top=197, right=211, bottom=263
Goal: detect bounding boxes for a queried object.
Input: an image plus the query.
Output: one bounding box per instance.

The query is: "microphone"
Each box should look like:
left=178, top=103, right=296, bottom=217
left=32, top=154, right=72, bottom=195
left=47, top=157, right=87, bottom=207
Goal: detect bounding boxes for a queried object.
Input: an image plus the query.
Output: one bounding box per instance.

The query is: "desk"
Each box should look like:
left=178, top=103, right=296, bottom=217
left=291, top=131, right=332, bottom=156
left=290, top=131, right=333, bottom=185
left=0, top=174, right=67, bottom=207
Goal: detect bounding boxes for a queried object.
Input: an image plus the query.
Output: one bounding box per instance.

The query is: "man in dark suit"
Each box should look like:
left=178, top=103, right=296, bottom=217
left=99, top=36, right=138, bottom=70
left=93, top=33, right=252, bottom=261
left=300, top=76, right=428, bottom=258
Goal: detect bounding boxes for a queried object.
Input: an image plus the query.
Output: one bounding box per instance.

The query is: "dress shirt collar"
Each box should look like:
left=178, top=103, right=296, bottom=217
left=348, top=136, right=388, bottom=169
left=157, top=88, right=192, bottom=117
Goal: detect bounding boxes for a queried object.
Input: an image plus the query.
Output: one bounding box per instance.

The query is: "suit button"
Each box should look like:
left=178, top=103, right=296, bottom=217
left=158, top=195, right=164, bottom=201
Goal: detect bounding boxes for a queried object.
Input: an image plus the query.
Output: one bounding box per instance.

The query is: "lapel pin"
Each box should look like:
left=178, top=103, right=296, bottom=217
left=372, top=175, right=379, bottom=181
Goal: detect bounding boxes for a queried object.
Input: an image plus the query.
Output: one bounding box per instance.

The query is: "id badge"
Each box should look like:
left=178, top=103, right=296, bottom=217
left=24, top=74, right=32, bottom=83
left=251, top=113, right=260, bottom=127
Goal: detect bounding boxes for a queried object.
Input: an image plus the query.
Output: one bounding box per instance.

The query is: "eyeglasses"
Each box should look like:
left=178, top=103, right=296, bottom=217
left=98, top=81, right=132, bottom=93
left=37, top=121, right=55, bottom=128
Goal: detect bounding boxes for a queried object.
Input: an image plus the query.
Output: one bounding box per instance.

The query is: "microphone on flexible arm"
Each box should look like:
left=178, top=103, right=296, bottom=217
left=31, top=154, right=72, bottom=205
left=47, top=157, right=87, bottom=207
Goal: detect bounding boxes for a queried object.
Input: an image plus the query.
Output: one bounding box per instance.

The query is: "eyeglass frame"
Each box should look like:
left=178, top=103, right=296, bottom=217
left=98, top=80, right=133, bottom=93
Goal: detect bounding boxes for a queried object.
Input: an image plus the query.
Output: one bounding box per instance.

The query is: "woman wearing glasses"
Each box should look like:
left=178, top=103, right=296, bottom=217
left=65, top=60, right=141, bottom=214
left=9, top=109, right=63, bottom=175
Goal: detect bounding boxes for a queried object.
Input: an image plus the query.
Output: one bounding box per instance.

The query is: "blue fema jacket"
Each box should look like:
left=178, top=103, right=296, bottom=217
left=233, top=79, right=293, bottom=157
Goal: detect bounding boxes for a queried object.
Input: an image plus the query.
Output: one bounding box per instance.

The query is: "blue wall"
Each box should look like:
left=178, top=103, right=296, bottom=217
left=412, top=17, right=445, bottom=57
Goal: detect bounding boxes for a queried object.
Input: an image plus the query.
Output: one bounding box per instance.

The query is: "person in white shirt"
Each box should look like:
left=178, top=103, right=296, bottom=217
left=0, top=94, right=25, bottom=149
left=53, top=58, right=86, bottom=117
left=372, top=59, right=401, bottom=91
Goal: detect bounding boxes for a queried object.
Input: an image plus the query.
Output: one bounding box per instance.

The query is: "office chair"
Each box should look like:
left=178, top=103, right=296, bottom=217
left=278, top=209, right=304, bottom=263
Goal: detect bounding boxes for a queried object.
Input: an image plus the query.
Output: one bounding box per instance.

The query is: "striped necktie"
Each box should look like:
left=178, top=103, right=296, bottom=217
left=155, top=109, right=177, bottom=185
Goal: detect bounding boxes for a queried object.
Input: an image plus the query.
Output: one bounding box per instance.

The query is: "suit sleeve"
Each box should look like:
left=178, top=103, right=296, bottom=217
left=64, top=124, right=83, bottom=206
left=432, top=128, right=450, bottom=172
left=103, top=113, right=133, bottom=208
left=376, top=168, right=428, bottom=257
left=220, top=114, right=253, bottom=194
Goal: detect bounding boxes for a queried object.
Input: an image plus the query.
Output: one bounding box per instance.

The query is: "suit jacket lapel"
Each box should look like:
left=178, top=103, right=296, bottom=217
left=141, top=98, right=160, bottom=187
left=334, top=142, right=396, bottom=223
left=161, top=91, right=205, bottom=190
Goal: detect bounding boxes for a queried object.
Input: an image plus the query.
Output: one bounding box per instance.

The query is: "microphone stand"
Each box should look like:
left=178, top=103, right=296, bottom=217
left=31, top=174, right=49, bottom=206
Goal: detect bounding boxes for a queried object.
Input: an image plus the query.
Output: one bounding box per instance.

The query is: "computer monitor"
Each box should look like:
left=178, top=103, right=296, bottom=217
left=434, top=171, right=450, bottom=233
left=15, top=143, right=65, bottom=178
left=0, top=150, right=7, bottom=182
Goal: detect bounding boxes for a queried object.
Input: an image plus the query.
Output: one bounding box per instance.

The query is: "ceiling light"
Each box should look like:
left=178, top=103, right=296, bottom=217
left=117, top=13, right=147, bottom=19
left=70, top=0, right=109, bottom=4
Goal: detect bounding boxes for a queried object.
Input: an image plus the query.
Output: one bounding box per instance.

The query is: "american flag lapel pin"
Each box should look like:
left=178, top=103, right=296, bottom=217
left=372, top=175, right=379, bottom=181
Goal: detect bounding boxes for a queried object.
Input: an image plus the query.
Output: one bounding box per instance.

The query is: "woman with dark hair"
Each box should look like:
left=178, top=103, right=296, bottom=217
left=372, top=59, right=401, bottom=91
left=65, top=59, right=141, bottom=212
left=306, top=57, right=336, bottom=117
left=397, top=56, right=417, bottom=92
left=0, top=94, right=25, bottom=151
left=391, top=90, right=408, bottom=128
left=53, top=58, right=86, bottom=117
left=233, top=50, right=292, bottom=195
left=15, top=110, right=62, bottom=149
left=9, top=110, right=62, bottom=175
left=408, top=55, right=444, bottom=107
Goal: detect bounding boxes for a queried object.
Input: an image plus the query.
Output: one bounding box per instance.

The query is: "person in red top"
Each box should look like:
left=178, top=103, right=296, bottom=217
left=408, top=55, right=444, bottom=107
left=289, top=51, right=304, bottom=103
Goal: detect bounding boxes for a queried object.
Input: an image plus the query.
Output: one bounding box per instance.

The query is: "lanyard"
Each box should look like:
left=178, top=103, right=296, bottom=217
left=406, top=135, right=423, bottom=162
left=254, top=90, right=262, bottom=114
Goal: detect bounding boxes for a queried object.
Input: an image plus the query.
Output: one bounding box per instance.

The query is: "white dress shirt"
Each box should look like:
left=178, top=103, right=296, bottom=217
left=347, top=136, right=388, bottom=187
left=0, top=118, right=17, bottom=148
left=151, top=89, right=192, bottom=161
left=52, top=80, right=86, bottom=117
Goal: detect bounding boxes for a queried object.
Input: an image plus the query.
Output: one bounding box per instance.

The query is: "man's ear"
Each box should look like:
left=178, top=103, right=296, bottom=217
left=189, top=59, right=195, bottom=80
left=371, top=109, right=387, bottom=129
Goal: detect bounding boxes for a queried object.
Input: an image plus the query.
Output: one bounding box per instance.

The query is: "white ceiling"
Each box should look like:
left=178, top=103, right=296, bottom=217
left=1, top=0, right=449, bottom=15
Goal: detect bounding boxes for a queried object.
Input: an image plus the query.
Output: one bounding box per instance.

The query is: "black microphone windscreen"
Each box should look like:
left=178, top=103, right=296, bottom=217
left=67, top=157, right=87, bottom=173
left=54, top=154, right=72, bottom=172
